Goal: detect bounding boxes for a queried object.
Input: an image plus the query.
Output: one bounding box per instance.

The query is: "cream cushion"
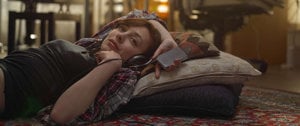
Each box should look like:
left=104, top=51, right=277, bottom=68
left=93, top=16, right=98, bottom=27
left=133, top=51, right=261, bottom=97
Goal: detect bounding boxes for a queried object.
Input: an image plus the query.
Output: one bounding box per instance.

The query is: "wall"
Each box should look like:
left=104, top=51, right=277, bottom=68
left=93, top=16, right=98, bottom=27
left=227, top=1, right=289, bottom=65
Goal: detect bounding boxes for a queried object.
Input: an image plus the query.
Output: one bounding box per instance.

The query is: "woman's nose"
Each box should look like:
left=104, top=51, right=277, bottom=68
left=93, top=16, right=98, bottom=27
left=116, top=33, right=124, bottom=43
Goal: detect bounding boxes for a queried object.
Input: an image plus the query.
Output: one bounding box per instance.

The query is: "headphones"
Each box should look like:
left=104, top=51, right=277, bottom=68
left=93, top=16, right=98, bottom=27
left=123, top=55, right=151, bottom=71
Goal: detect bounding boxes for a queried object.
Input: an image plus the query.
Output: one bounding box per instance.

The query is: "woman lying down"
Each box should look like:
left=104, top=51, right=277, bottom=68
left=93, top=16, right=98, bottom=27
left=0, top=10, right=180, bottom=125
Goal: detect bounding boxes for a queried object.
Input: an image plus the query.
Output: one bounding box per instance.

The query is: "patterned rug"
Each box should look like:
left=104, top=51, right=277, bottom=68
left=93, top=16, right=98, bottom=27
left=91, top=86, right=300, bottom=126
left=1, top=86, right=300, bottom=125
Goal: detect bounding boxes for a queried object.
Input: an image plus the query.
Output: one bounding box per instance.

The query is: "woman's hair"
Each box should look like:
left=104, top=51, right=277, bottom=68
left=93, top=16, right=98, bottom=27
left=114, top=18, right=162, bottom=59
left=86, top=18, right=161, bottom=60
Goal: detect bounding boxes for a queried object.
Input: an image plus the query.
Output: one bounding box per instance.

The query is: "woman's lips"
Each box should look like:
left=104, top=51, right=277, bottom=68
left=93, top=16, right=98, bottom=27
left=108, top=39, right=119, bottom=50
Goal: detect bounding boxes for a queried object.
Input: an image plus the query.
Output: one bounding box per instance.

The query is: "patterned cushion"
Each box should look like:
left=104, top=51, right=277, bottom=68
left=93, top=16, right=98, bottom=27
left=171, top=32, right=220, bottom=59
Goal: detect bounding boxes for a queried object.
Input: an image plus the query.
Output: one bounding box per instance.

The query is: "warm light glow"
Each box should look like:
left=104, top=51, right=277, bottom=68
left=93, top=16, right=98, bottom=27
left=151, top=0, right=169, bottom=19
left=287, top=0, right=300, bottom=24
left=30, top=34, right=37, bottom=39
left=114, top=0, right=123, bottom=13
left=114, top=4, right=123, bottom=13
left=192, top=10, right=201, bottom=14
left=159, top=0, right=168, bottom=3
left=154, top=0, right=168, bottom=3
left=157, top=4, right=168, bottom=13
left=189, top=15, right=199, bottom=20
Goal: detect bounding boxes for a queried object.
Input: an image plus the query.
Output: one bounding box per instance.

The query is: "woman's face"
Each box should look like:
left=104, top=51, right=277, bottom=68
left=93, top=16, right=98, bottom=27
left=101, top=24, right=153, bottom=60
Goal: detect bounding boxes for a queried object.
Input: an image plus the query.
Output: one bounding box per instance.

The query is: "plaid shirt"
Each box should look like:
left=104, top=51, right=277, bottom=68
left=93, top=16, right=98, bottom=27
left=35, top=68, right=139, bottom=125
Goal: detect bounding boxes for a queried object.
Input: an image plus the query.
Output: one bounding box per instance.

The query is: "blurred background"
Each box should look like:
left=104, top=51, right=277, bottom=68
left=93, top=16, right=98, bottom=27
left=0, top=0, right=298, bottom=69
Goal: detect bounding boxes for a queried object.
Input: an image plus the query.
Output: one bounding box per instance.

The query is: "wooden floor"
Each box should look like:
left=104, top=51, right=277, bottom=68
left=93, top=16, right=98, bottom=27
left=245, top=65, right=300, bottom=94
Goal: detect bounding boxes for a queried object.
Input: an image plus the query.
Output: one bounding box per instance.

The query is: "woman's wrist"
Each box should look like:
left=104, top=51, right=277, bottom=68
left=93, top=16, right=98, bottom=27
left=95, top=58, right=123, bottom=72
left=97, top=58, right=122, bottom=67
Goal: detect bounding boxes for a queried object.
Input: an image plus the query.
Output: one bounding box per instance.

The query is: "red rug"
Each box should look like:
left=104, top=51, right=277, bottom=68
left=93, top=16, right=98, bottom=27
left=91, top=86, right=300, bottom=125
left=1, top=86, right=300, bottom=125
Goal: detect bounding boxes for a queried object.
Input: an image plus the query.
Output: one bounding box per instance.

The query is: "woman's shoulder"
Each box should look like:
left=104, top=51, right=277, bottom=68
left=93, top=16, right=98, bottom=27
left=45, top=39, right=74, bottom=46
left=41, top=39, right=87, bottom=53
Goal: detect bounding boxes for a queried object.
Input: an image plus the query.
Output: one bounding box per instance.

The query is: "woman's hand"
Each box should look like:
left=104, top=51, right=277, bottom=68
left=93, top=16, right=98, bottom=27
left=152, top=39, right=181, bottom=79
left=148, top=20, right=182, bottom=79
left=94, top=50, right=122, bottom=69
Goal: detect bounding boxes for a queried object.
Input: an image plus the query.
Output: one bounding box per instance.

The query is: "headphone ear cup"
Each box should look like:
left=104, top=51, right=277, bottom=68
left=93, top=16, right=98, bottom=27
left=125, top=55, right=148, bottom=67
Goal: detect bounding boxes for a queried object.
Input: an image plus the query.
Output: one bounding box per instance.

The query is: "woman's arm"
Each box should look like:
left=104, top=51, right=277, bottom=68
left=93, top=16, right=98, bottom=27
left=50, top=52, right=122, bottom=124
left=148, top=20, right=179, bottom=78
left=148, top=20, right=177, bottom=49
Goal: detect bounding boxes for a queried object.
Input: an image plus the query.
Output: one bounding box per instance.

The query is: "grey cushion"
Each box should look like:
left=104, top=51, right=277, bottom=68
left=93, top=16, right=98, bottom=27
left=118, top=84, right=243, bottom=118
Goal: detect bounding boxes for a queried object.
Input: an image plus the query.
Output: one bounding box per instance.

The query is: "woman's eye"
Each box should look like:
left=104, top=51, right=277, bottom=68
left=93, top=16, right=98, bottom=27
left=130, top=38, right=138, bottom=46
